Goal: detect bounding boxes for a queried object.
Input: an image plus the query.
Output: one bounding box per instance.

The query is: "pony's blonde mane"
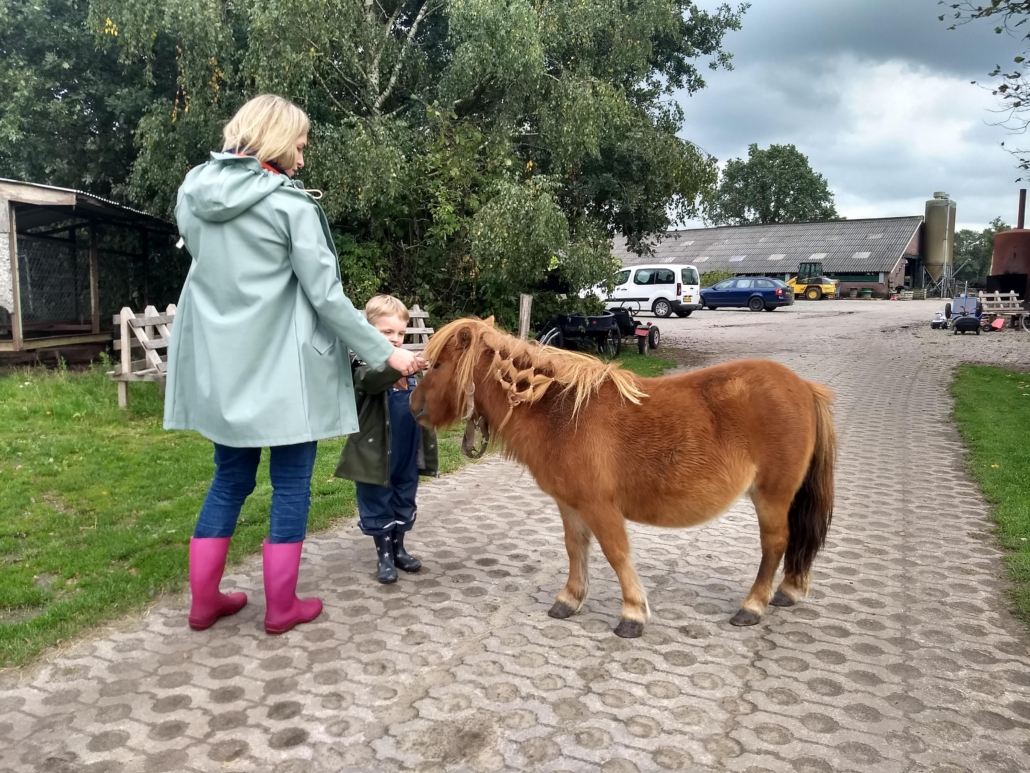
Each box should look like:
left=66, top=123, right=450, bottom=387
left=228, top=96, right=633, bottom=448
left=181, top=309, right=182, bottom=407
left=424, top=317, right=647, bottom=418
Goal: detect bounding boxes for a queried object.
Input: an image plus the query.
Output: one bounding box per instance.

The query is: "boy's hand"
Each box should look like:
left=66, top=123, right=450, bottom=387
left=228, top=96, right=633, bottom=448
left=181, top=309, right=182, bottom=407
left=414, top=353, right=428, bottom=372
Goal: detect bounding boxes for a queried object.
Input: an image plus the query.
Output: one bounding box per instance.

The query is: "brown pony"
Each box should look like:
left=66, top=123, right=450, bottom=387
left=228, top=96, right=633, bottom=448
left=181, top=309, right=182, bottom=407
left=410, top=317, right=836, bottom=638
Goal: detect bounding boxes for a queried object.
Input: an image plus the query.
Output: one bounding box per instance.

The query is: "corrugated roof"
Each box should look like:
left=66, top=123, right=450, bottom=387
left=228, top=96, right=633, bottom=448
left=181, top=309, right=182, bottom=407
left=613, top=217, right=923, bottom=275
left=0, top=178, right=172, bottom=231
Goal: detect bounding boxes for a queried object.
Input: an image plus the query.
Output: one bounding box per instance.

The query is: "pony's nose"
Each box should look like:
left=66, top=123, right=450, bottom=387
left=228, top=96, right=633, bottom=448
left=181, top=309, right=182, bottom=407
left=410, top=403, right=425, bottom=421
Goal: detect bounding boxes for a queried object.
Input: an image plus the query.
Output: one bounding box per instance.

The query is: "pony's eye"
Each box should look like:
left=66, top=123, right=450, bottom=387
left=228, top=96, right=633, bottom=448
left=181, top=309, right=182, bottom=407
left=433, top=362, right=441, bottom=370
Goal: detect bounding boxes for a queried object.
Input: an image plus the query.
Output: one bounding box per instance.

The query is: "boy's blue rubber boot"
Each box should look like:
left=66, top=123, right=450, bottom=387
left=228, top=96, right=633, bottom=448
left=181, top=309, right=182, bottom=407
left=392, top=530, right=421, bottom=573
left=373, top=534, right=398, bottom=583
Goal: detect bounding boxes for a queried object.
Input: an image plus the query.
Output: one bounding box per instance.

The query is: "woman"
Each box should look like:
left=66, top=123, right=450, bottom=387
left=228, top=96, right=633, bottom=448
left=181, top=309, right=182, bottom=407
left=165, top=94, right=420, bottom=635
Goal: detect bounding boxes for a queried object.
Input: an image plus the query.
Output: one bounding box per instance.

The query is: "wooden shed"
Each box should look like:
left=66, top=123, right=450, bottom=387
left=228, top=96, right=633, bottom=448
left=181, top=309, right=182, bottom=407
left=0, top=179, right=177, bottom=354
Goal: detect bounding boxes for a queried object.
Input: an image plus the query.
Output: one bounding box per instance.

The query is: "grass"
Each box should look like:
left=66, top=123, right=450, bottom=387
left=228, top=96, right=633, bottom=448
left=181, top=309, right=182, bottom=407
left=610, top=350, right=677, bottom=378
left=951, top=365, right=1030, bottom=626
left=0, top=349, right=674, bottom=667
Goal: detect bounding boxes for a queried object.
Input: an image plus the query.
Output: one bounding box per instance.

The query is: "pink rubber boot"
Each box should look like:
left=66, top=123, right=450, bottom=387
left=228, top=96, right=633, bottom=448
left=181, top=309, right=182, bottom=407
left=188, top=537, right=248, bottom=631
left=262, top=540, right=323, bottom=635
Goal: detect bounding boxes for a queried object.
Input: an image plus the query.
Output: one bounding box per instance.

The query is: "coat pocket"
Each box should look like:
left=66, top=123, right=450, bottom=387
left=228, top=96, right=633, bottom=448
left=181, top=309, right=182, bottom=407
left=311, top=320, right=336, bottom=355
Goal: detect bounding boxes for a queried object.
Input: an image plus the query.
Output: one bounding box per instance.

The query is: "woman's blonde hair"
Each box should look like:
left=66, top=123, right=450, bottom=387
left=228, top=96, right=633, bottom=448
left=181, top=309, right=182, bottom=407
left=222, top=95, right=310, bottom=170
left=365, top=295, right=409, bottom=325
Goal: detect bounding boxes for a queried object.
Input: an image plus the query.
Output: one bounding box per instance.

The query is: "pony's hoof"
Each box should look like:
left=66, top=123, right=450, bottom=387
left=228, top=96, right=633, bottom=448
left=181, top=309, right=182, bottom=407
left=770, top=591, right=796, bottom=607
left=614, top=619, right=644, bottom=638
left=729, top=609, right=761, bottom=627
left=548, top=601, right=577, bottom=620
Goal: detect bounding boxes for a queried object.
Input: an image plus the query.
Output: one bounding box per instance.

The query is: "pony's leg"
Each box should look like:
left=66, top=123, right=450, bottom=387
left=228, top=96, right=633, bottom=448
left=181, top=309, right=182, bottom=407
left=730, top=488, right=791, bottom=627
left=548, top=503, right=592, bottom=620
left=583, top=506, right=649, bottom=638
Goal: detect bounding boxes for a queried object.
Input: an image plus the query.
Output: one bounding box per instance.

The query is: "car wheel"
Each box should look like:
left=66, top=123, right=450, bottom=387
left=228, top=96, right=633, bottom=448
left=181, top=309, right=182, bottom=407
left=652, top=299, right=672, bottom=318
left=538, top=325, right=563, bottom=348
left=748, top=296, right=765, bottom=312
left=805, top=287, right=822, bottom=300
left=648, top=326, right=661, bottom=350
left=944, top=302, right=952, bottom=319
left=764, top=306, right=777, bottom=312
left=707, top=305, right=717, bottom=311
left=674, top=310, right=692, bottom=318
left=598, top=329, right=620, bottom=359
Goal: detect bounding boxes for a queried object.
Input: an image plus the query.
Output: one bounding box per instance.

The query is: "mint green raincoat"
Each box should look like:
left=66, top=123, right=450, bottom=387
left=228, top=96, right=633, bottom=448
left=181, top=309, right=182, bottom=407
left=164, top=152, right=394, bottom=447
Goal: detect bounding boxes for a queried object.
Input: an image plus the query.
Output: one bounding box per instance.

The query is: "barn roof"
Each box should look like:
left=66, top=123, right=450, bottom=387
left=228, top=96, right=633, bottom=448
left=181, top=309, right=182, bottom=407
left=0, top=178, right=172, bottom=232
left=613, top=216, right=923, bottom=275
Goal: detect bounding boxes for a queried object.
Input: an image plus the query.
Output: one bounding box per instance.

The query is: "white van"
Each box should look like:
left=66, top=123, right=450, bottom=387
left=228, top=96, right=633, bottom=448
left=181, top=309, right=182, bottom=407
left=587, top=264, right=701, bottom=318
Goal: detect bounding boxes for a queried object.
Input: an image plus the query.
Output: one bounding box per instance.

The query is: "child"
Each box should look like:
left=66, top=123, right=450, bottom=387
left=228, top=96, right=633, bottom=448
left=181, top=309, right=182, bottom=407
left=335, top=295, right=438, bottom=583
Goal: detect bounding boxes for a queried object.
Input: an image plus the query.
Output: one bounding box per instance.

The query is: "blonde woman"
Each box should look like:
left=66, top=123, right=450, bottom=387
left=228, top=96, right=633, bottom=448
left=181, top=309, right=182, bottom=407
left=165, top=94, right=420, bottom=635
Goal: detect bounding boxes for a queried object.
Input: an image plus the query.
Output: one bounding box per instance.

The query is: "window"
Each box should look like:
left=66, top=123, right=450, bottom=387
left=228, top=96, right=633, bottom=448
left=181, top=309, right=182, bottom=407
left=681, top=268, right=699, bottom=285
left=865, top=233, right=882, bottom=240
left=713, top=279, right=735, bottom=290
left=614, top=270, right=630, bottom=286
left=734, top=279, right=753, bottom=289
left=768, top=254, right=785, bottom=261
left=633, top=269, right=655, bottom=285
left=810, top=253, right=827, bottom=260
left=694, top=256, right=710, bottom=263
left=654, top=269, right=675, bottom=285
left=730, top=255, right=746, bottom=262
left=852, top=251, right=871, bottom=260
left=754, top=279, right=775, bottom=288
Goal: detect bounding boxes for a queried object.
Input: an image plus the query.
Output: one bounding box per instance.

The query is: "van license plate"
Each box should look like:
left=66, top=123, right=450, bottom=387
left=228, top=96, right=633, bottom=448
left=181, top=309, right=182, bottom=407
left=684, top=296, right=692, bottom=303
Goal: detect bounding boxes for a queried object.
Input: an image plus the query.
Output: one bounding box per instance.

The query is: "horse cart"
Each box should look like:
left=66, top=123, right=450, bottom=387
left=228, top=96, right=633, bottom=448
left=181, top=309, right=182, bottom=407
left=537, top=305, right=660, bottom=357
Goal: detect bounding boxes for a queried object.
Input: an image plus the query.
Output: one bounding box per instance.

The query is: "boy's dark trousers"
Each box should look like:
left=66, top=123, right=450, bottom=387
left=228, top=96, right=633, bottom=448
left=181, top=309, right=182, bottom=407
left=356, top=387, right=421, bottom=536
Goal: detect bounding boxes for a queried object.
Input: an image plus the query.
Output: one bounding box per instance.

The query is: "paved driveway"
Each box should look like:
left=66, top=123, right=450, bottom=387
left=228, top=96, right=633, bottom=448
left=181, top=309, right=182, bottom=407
left=2, top=300, right=1030, bottom=773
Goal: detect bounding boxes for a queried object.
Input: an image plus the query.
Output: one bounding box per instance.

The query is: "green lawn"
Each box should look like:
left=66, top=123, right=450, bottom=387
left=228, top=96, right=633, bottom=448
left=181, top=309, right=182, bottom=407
left=0, top=348, right=673, bottom=667
left=951, top=365, right=1030, bottom=627
left=610, top=350, right=677, bottom=378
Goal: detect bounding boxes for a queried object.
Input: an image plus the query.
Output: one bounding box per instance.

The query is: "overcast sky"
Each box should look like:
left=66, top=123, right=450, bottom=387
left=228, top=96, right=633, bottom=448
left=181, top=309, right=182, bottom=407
left=676, top=0, right=1026, bottom=231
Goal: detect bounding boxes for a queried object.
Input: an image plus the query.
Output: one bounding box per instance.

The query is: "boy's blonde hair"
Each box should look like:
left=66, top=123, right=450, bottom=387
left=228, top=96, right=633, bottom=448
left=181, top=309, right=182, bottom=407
left=222, top=95, right=311, bottom=170
left=365, top=295, right=409, bottom=326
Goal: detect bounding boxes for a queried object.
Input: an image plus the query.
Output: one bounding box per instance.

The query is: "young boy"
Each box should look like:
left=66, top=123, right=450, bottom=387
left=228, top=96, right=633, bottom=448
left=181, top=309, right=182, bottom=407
left=335, top=295, right=438, bottom=583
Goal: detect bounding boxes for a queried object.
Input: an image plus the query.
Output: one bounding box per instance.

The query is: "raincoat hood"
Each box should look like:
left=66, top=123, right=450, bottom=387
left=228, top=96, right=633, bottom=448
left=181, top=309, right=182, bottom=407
left=179, top=152, right=291, bottom=223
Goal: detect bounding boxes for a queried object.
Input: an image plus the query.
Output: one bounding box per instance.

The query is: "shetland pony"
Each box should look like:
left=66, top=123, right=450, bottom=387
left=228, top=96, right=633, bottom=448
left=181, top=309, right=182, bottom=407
left=410, top=317, right=836, bottom=638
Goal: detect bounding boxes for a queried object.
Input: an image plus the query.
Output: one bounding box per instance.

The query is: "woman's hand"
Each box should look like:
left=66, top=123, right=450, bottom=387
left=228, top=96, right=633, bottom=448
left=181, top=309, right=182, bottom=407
left=386, top=347, right=420, bottom=376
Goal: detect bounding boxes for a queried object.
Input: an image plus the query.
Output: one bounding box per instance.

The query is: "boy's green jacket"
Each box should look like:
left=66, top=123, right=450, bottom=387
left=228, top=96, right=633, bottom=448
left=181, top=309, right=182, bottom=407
left=334, top=360, right=439, bottom=486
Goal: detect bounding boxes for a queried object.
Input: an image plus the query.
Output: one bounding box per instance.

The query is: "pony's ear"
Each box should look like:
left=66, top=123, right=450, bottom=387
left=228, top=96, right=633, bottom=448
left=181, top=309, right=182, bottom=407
left=457, top=327, right=474, bottom=349
left=483, top=315, right=495, bottom=327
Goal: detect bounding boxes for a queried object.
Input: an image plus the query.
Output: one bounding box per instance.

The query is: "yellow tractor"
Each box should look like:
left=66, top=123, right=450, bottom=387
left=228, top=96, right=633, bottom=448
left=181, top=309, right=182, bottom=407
left=786, top=261, right=838, bottom=300
left=786, top=274, right=839, bottom=300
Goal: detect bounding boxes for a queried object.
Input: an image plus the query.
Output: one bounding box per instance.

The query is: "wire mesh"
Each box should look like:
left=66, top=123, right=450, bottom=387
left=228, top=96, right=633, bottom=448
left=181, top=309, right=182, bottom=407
left=16, top=236, right=91, bottom=325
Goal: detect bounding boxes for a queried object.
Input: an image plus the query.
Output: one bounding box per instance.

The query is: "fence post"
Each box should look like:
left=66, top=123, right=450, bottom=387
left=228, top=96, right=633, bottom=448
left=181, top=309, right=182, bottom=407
left=517, top=294, right=533, bottom=340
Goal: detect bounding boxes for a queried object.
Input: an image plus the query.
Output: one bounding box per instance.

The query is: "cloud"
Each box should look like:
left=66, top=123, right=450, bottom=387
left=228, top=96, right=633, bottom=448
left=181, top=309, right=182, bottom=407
left=677, top=0, right=1027, bottom=231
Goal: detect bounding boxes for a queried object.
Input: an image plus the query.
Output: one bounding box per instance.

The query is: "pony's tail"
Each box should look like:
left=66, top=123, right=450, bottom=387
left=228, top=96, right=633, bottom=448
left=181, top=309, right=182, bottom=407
left=784, top=383, right=837, bottom=594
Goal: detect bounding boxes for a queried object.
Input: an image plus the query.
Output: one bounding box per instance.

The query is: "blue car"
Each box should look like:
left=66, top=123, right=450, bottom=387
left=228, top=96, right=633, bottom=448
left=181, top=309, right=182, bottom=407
left=701, top=277, right=794, bottom=312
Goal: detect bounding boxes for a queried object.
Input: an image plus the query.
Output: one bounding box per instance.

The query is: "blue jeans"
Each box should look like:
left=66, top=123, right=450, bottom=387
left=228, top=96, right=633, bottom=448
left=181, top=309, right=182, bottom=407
left=194, top=442, right=319, bottom=544
left=356, top=388, right=421, bottom=536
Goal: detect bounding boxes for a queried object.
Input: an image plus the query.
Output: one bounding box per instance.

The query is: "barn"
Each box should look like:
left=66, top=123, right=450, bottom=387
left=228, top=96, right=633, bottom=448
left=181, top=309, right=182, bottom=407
left=613, top=216, right=926, bottom=299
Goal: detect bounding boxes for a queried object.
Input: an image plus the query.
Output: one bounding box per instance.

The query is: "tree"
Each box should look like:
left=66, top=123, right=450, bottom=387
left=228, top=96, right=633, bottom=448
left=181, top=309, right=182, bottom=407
left=0, top=0, right=173, bottom=198
left=942, top=1, right=1030, bottom=173
left=953, top=217, right=1010, bottom=284
left=704, top=143, right=838, bottom=226
left=88, top=0, right=747, bottom=326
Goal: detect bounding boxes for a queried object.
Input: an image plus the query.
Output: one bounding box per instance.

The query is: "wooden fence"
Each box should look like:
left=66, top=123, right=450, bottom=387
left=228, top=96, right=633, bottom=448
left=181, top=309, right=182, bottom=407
left=109, top=303, right=434, bottom=407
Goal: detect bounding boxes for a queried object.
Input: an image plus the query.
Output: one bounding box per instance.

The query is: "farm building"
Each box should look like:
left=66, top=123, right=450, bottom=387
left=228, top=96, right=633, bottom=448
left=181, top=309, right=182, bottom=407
left=613, top=215, right=931, bottom=299
left=0, top=179, right=180, bottom=357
